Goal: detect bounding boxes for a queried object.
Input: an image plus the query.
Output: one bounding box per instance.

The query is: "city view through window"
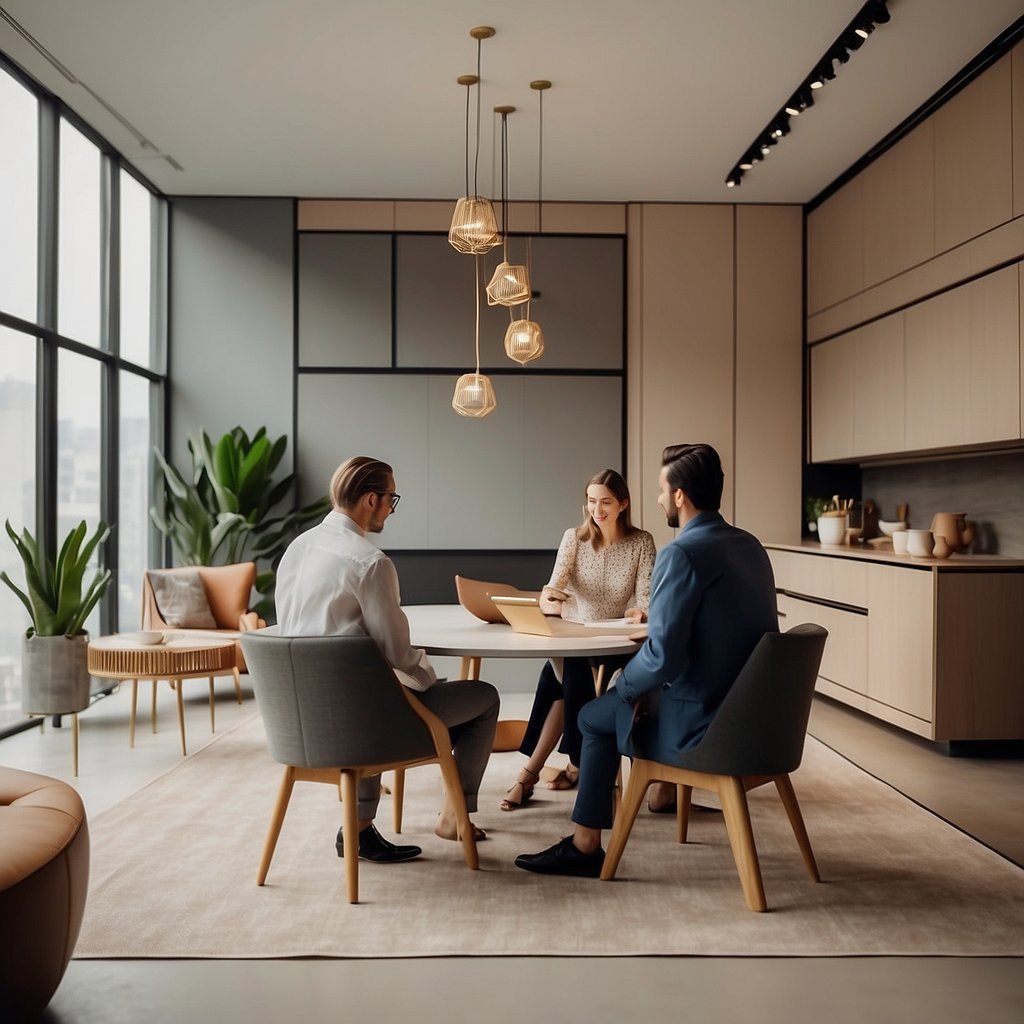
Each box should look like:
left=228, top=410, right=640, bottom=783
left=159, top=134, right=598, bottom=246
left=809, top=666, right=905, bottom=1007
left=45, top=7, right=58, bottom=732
left=0, top=62, right=166, bottom=731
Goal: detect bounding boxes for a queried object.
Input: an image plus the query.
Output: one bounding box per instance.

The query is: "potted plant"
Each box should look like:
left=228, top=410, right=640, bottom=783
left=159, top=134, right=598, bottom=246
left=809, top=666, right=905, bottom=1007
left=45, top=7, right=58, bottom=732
left=1, top=519, right=112, bottom=714
left=150, top=426, right=330, bottom=619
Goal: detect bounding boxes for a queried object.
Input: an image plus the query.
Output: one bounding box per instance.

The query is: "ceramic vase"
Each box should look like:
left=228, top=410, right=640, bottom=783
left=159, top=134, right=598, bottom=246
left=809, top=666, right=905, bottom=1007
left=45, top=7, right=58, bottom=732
left=892, top=530, right=909, bottom=554
left=817, top=514, right=848, bottom=547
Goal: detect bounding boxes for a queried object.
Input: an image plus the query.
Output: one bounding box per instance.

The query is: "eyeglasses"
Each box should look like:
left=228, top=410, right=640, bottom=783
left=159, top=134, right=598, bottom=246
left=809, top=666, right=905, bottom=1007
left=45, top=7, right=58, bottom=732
left=376, top=491, right=401, bottom=512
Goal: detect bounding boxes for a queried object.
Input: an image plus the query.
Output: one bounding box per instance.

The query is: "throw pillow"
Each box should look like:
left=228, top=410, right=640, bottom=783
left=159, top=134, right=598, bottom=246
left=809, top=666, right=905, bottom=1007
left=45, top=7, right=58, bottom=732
left=147, top=570, right=218, bottom=629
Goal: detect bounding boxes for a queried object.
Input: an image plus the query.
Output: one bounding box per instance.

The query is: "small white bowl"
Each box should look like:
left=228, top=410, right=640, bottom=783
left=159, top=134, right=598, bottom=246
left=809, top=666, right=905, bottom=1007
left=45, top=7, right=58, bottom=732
left=878, top=520, right=907, bottom=537
left=134, top=630, right=164, bottom=645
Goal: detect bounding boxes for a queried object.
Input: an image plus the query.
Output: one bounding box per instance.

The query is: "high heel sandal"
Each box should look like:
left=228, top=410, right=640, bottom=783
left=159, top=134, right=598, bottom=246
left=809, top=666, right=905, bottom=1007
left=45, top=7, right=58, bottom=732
left=543, top=762, right=580, bottom=790
left=500, top=766, right=540, bottom=811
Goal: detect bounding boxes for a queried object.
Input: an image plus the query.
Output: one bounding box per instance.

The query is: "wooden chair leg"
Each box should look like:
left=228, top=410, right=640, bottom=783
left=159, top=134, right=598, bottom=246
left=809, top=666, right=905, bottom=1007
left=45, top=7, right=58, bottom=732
left=435, top=751, right=479, bottom=870
left=774, top=774, right=820, bottom=882
left=676, top=783, right=693, bottom=844
left=208, top=677, right=216, bottom=733
left=174, top=676, right=187, bottom=755
left=391, top=768, right=406, bottom=834
left=601, top=759, right=653, bottom=880
left=339, top=770, right=361, bottom=903
left=233, top=666, right=243, bottom=704
left=257, top=766, right=296, bottom=885
left=718, top=774, right=767, bottom=912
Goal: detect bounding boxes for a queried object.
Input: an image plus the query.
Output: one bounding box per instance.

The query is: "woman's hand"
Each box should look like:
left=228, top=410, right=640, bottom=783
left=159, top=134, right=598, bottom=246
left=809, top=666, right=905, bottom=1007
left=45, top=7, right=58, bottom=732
left=540, top=587, right=567, bottom=615
left=624, top=607, right=647, bottom=624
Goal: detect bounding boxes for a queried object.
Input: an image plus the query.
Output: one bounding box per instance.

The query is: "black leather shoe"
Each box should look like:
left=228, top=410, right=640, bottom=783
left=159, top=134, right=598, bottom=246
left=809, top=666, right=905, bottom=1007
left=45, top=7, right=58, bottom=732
left=335, top=824, right=422, bottom=863
left=514, top=835, right=605, bottom=878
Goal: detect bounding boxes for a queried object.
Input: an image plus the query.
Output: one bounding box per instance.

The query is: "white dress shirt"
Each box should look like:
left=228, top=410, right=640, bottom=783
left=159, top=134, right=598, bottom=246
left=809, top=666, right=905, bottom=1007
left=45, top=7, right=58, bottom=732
left=275, top=510, right=437, bottom=691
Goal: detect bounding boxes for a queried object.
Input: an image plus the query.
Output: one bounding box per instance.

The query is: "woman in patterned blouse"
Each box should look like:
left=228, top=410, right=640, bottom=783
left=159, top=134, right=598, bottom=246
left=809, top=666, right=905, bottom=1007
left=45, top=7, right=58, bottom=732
left=501, top=469, right=656, bottom=810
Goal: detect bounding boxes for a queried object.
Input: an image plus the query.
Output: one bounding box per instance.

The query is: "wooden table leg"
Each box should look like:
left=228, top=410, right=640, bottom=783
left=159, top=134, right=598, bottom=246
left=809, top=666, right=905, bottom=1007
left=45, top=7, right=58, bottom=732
left=72, top=712, right=79, bottom=777
left=175, top=676, right=187, bottom=755
left=151, top=680, right=158, bottom=734
left=129, top=679, right=138, bottom=748
left=459, top=656, right=482, bottom=680
left=209, top=676, right=215, bottom=733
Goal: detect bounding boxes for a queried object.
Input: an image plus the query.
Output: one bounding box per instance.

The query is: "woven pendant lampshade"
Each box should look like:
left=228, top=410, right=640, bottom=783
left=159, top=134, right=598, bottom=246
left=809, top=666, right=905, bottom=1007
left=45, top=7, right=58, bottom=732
left=504, top=318, right=544, bottom=364
left=449, top=32, right=500, bottom=255
left=452, top=254, right=497, bottom=418
left=486, top=261, right=530, bottom=306
left=449, top=197, right=500, bottom=254
left=452, top=372, right=497, bottom=417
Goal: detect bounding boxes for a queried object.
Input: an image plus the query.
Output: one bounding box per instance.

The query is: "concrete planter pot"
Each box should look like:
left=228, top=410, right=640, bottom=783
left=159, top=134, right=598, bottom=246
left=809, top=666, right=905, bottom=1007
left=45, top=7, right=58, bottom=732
left=22, top=634, right=91, bottom=715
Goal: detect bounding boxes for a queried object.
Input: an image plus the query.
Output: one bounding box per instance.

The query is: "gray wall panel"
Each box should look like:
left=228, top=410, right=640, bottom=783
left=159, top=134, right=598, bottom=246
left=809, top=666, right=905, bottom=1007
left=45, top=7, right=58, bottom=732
left=522, top=376, right=624, bottom=547
left=298, top=234, right=391, bottom=367
left=297, top=374, right=432, bottom=549
left=169, top=198, right=294, bottom=476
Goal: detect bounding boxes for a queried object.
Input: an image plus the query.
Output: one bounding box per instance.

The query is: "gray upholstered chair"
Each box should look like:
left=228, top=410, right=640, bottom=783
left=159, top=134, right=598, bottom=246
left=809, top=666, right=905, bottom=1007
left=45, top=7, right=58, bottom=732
left=600, top=623, right=828, bottom=911
left=240, top=629, right=478, bottom=903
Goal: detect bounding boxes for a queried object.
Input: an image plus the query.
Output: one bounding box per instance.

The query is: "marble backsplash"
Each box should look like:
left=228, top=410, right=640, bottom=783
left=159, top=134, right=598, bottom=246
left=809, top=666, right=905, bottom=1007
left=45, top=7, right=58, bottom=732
left=862, top=450, right=1024, bottom=557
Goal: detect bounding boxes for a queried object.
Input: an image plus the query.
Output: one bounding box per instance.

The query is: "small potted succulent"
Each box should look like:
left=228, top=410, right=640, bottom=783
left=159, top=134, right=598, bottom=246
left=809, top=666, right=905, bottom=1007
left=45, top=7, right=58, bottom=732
left=1, top=519, right=111, bottom=714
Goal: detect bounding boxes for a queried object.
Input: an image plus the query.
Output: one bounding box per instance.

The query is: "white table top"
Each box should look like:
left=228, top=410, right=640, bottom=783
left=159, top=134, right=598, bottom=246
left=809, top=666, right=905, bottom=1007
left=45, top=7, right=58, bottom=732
left=404, top=604, right=643, bottom=659
left=89, top=633, right=236, bottom=653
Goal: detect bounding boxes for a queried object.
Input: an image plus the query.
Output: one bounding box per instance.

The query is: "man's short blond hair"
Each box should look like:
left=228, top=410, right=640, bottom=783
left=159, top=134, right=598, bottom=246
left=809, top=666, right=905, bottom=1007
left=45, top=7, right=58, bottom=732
left=329, top=456, right=393, bottom=511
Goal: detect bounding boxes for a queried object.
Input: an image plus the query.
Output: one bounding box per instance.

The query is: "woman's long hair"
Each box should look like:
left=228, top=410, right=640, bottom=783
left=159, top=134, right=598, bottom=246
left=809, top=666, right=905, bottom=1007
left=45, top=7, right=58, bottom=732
left=576, top=469, right=636, bottom=550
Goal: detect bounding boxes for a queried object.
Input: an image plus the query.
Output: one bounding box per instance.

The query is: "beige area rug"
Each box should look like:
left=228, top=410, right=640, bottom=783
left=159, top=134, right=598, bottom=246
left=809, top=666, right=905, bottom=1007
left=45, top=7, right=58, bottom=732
left=74, top=714, right=1024, bottom=958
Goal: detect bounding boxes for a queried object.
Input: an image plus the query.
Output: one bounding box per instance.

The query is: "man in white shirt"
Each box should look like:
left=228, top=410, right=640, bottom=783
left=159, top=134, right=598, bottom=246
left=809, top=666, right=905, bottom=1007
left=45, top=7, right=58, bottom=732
left=276, top=455, right=499, bottom=863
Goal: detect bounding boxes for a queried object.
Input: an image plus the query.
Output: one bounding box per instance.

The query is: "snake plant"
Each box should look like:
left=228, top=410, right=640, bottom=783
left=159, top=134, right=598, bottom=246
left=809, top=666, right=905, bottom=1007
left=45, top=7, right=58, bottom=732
left=1, top=519, right=112, bottom=637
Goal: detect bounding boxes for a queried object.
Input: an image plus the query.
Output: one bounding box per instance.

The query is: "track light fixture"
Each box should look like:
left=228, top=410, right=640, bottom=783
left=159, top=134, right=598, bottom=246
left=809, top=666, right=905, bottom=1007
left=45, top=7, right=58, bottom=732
left=724, top=0, right=890, bottom=187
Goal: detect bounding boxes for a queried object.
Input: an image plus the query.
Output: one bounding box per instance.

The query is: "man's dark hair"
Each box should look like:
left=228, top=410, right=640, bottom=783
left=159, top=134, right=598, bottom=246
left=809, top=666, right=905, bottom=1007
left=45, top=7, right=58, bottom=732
left=661, top=443, right=723, bottom=511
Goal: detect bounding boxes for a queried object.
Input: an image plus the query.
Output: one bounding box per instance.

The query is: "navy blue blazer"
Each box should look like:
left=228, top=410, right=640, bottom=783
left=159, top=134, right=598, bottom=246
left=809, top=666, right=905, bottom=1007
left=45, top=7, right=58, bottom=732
left=615, top=510, right=778, bottom=762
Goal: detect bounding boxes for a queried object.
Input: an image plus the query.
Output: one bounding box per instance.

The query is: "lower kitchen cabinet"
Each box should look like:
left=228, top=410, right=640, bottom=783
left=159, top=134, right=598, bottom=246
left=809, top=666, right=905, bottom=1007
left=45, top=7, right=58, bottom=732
left=766, top=544, right=1024, bottom=742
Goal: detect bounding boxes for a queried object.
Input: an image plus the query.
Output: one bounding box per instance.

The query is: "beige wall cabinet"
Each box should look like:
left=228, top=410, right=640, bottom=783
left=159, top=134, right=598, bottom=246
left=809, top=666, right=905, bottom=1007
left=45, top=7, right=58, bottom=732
left=810, top=312, right=905, bottom=462
left=767, top=544, right=1024, bottom=742
left=903, top=265, right=1020, bottom=451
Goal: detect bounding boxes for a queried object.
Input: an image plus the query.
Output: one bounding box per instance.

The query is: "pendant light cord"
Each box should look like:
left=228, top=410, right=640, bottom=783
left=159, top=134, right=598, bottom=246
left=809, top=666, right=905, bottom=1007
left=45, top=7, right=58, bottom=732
left=501, top=112, right=510, bottom=262
left=474, top=254, right=481, bottom=374
left=472, top=38, right=483, bottom=198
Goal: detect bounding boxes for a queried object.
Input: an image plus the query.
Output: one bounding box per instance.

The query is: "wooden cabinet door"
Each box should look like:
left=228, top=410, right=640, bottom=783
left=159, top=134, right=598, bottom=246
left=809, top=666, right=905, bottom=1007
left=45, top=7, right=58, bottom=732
left=904, top=266, right=1020, bottom=451
left=853, top=313, right=905, bottom=457
left=867, top=565, right=935, bottom=724
left=810, top=337, right=854, bottom=462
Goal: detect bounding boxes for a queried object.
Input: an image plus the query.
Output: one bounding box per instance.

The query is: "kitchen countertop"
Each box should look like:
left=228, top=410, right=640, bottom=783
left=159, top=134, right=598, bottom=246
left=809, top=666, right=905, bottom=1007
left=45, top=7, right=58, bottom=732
left=764, top=541, right=1024, bottom=570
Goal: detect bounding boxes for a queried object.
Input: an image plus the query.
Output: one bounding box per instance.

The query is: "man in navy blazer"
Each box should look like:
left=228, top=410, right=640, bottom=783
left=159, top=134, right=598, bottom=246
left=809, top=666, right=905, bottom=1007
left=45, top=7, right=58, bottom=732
left=516, top=442, right=778, bottom=878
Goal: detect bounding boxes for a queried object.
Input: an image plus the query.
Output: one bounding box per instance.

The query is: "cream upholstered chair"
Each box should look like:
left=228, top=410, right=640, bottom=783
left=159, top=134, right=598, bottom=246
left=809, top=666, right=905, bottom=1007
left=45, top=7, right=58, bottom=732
left=600, top=624, right=828, bottom=911
left=141, top=563, right=265, bottom=727
left=240, top=629, right=479, bottom=904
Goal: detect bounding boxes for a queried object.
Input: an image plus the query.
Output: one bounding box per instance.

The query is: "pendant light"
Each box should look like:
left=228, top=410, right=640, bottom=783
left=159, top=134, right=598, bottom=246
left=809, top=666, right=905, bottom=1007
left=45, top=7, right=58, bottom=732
left=485, top=106, right=531, bottom=307
left=504, top=79, right=549, bottom=365
left=448, top=27, right=500, bottom=255
left=452, top=255, right=497, bottom=418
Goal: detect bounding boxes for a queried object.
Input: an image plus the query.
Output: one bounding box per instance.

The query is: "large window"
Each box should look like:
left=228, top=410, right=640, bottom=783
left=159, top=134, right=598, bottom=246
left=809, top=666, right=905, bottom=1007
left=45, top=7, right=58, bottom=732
left=0, top=60, right=167, bottom=731
left=0, top=328, right=36, bottom=725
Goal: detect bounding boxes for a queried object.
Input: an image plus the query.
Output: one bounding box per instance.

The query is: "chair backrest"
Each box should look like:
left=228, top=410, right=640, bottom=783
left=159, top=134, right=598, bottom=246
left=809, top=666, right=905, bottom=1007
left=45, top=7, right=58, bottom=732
left=239, top=630, right=436, bottom=769
left=677, top=623, right=828, bottom=777
left=142, top=562, right=256, bottom=629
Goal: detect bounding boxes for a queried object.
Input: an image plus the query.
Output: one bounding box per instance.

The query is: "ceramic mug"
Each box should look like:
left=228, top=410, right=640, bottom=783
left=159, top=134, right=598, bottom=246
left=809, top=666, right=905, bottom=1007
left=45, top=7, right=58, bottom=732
left=906, top=529, right=934, bottom=558
left=892, top=529, right=909, bottom=554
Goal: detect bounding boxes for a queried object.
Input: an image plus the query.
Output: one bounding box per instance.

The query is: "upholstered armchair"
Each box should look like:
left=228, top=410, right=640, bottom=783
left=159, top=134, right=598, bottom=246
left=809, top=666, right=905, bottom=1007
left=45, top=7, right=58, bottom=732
left=141, top=562, right=266, bottom=683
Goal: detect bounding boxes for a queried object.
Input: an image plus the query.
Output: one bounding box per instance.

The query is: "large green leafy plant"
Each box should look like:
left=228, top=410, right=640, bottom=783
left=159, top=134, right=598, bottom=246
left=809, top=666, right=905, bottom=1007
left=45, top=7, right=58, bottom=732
left=1, top=519, right=112, bottom=637
left=150, top=426, right=330, bottom=616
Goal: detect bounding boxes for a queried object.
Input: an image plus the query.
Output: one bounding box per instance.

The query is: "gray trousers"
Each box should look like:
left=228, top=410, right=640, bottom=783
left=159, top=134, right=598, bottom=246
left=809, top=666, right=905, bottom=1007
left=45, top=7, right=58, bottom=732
left=357, top=678, right=500, bottom=819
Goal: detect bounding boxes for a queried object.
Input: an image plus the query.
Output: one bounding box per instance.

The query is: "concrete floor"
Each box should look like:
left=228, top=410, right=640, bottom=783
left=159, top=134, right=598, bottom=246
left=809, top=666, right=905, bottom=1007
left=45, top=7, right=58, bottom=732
left=4, top=681, right=1023, bottom=1024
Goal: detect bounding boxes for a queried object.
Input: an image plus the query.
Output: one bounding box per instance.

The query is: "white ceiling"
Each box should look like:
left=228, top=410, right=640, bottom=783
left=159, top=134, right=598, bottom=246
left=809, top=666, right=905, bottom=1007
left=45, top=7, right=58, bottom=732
left=1, top=0, right=1021, bottom=204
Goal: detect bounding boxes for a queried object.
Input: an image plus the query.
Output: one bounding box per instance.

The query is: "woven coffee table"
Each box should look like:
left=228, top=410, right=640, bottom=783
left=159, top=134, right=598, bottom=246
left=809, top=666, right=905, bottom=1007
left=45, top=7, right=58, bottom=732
left=88, top=634, right=237, bottom=755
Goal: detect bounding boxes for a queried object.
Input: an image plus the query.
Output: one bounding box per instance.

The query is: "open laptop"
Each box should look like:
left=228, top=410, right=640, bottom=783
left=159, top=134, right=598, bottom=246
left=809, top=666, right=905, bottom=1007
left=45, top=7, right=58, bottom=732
left=455, top=575, right=538, bottom=624
left=490, top=595, right=644, bottom=638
